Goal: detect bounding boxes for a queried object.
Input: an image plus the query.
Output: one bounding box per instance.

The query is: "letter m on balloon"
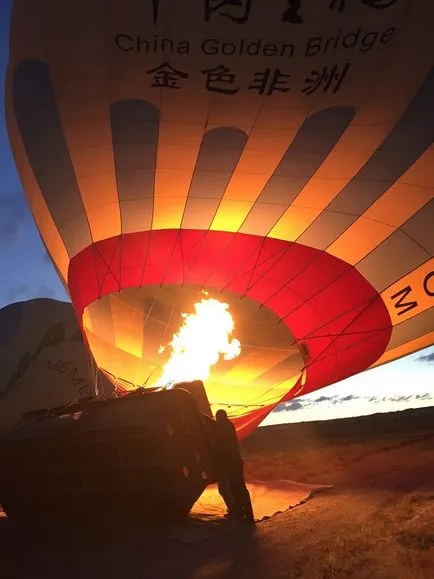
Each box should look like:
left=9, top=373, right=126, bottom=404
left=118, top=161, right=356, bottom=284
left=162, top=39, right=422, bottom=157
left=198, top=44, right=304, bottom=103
left=390, top=285, right=418, bottom=317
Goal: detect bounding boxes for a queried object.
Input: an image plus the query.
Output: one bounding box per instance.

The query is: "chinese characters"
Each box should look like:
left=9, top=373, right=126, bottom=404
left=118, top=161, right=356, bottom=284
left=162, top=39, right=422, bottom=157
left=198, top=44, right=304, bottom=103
left=201, top=65, right=239, bottom=94
left=362, top=0, right=400, bottom=8
left=204, top=0, right=303, bottom=24
left=144, top=61, right=352, bottom=96
left=329, top=0, right=400, bottom=11
left=204, top=0, right=252, bottom=24
left=146, top=62, right=189, bottom=89
left=149, top=0, right=399, bottom=27
left=281, top=0, right=303, bottom=23
left=248, top=68, right=291, bottom=95
left=302, top=63, right=351, bottom=95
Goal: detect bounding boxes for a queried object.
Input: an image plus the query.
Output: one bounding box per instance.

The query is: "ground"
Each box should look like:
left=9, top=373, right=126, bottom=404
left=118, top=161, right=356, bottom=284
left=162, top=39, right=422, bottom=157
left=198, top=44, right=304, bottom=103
left=2, top=406, right=434, bottom=579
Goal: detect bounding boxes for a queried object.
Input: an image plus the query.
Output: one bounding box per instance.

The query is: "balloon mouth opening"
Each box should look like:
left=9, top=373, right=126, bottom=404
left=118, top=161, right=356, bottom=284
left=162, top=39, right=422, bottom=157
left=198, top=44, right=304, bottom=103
left=80, top=284, right=306, bottom=417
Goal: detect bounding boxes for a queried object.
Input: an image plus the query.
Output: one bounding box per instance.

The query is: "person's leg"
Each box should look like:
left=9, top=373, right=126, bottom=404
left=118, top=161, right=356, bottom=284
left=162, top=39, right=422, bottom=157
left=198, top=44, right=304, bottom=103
left=227, top=464, right=250, bottom=520
left=231, top=461, right=255, bottom=523
left=218, top=474, right=235, bottom=515
left=239, top=483, right=255, bottom=523
left=226, top=472, right=240, bottom=516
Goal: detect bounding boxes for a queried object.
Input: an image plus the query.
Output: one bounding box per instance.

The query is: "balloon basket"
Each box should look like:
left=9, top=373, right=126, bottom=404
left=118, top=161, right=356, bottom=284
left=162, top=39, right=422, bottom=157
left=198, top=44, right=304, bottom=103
left=0, top=388, right=216, bottom=526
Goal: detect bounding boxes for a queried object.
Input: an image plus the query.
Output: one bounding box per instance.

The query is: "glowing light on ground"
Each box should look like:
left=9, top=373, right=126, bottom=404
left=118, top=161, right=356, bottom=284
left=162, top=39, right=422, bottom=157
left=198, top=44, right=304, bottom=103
left=156, top=298, right=241, bottom=387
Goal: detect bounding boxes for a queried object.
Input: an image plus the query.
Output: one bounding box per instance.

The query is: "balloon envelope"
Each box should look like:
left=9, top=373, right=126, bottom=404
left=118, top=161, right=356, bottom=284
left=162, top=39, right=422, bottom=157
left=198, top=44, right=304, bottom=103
left=0, top=299, right=114, bottom=429
left=6, top=0, right=434, bottom=435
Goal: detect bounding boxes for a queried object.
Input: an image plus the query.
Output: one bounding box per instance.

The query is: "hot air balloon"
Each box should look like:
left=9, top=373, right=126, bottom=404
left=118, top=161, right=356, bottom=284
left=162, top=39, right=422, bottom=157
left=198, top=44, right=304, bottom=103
left=5, top=0, right=434, bottom=439
left=0, top=298, right=115, bottom=429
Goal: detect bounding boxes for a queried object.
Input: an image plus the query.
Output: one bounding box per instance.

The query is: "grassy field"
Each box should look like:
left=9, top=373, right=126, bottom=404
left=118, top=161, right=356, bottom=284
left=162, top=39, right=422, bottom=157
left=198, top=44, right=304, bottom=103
left=1, top=406, right=434, bottom=578
left=240, top=407, right=434, bottom=578
left=242, top=406, right=434, bottom=483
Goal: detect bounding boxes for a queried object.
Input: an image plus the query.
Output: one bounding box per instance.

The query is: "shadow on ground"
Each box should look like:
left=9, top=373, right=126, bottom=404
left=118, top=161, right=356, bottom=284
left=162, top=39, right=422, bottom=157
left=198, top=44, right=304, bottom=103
left=2, top=407, right=434, bottom=578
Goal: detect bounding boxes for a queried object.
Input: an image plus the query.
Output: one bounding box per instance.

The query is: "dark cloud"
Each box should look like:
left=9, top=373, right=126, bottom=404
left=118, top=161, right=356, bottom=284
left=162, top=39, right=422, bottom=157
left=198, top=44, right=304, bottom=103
left=6, top=284, right=55, bottom=303
left=387, top=395, right=413, bottom=403
left=315, top=395, right=331, bottom=403
left=416, top=393, right=431, bottom=401
left=0, top=191, right=31, bottom=245
left=274, top=400, right=304, bottom=412
left=417, top=352, right=434, bottom=364
left=341, top=394, right=357, bottom=402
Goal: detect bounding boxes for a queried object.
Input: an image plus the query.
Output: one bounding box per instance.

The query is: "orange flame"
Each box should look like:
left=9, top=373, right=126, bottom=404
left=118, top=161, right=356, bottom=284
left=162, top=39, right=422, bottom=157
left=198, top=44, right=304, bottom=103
left=156, top=297, right=241, bottom=387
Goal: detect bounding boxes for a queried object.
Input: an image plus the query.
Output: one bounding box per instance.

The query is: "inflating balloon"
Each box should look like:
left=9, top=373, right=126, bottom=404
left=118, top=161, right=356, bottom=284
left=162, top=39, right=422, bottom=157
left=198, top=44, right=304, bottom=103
left=0, top=298, right=114, bottom=429
left=6, top=0, right=433, bottom=437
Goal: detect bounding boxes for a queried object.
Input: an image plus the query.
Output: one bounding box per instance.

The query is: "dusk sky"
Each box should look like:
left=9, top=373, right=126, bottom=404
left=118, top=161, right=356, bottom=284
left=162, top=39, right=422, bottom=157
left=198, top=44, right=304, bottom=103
left=0, top=2, right=68, bottom=307
left=0, top=1, right=432, bottom=424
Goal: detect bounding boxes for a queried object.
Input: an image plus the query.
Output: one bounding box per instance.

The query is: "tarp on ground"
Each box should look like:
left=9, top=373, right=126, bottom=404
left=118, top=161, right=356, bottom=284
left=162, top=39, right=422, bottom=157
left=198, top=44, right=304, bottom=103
left=170, top=479, right=333, bottom=543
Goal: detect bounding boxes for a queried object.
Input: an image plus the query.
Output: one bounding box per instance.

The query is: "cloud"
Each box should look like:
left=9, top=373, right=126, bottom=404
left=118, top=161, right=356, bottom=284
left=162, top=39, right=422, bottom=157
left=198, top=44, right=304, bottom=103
left=6, top=284, right=55, bottom=303
left=417, top=352, right=434, bottom=364
left=341, top=394, right=357, bottom=402
left=274, top=400, right=304, bottom=412
left=274, top=391, right=434, bottom=414
left=0, top=191, right=30, bottom=245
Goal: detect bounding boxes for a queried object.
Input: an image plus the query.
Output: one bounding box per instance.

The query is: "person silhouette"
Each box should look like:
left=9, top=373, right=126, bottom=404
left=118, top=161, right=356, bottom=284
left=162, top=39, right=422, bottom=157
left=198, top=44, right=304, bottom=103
left=215, top=409, right=254, bottom=524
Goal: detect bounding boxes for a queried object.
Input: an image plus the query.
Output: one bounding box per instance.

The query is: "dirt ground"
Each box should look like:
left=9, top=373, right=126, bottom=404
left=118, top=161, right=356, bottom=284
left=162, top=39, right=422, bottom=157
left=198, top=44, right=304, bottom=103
left=2, top=406, right=434, bottom=579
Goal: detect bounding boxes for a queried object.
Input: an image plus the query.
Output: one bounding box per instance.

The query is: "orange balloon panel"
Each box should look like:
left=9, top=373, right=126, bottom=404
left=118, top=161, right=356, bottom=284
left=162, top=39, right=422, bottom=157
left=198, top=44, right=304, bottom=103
left=6, top=0, right=434, bottom=432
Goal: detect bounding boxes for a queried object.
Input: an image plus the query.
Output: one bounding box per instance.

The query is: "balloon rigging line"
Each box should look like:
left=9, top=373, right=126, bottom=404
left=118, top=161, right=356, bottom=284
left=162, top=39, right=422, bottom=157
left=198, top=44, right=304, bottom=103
left=237, top=246, right=384, bottom=334
left=230, top=238, right=331, bottom=308
left=226, top=241, right=298, bottom=296
left=141, top=298, right=182, bottom=388
left=93, top=236, right=123, bottom=298
left=312, top=326, right=383, bottom=367
left=100, top=307, right=397, bottom=413
left=238, top=367, right=305, bottom=406
left=138, top=229, right=154, bottom=289
left=226, top=296, right=393, bottom=411
left=219, top=236, right=270, bottom=296
left=148, top=293, right=191, bottom=384
left=291, top=293, right=384, bottom=340
left=306, top=294, right=381, bottom=370
left=179, top=230, right=209, bottom=287
left=300, top=326, right=393, bottom=340
left=199, top=234, right=244, bottom=292
left=90, top=282, right=393, bottom=392
left=159, top=229, right=184, bottom=289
